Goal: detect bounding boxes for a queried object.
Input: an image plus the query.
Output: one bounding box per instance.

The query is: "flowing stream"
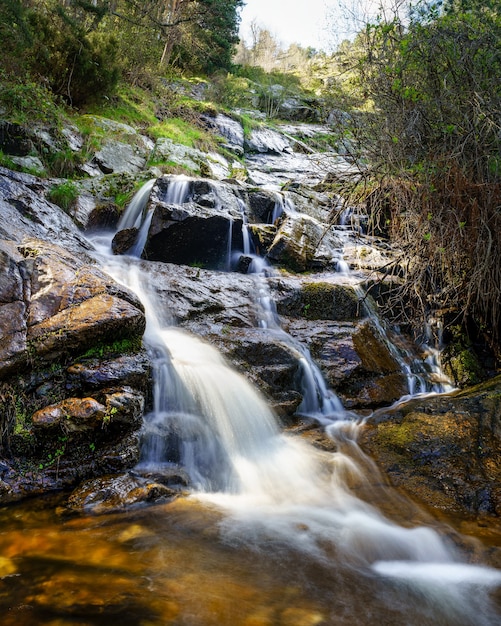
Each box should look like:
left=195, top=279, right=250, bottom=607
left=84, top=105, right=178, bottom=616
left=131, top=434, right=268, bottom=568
left=91, top=182, right=501, bottom=623
left=1, top=177, right=500, bottom=625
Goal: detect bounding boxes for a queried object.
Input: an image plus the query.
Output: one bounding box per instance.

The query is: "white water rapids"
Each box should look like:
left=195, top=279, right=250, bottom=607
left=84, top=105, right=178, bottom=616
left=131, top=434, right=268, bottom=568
left=89, top=178, right=501, bottom=626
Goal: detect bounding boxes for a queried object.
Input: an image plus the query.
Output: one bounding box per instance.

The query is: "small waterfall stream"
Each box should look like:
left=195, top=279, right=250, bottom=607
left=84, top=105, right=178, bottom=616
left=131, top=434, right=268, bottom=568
left=86, top=179, right=501, bottom=625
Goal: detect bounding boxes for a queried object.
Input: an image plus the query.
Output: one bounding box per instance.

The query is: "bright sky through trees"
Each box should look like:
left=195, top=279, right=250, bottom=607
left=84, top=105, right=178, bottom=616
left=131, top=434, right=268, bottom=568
left=239, top=0, right=332, bottom=50
left=239, top=1, right=411, bottom=50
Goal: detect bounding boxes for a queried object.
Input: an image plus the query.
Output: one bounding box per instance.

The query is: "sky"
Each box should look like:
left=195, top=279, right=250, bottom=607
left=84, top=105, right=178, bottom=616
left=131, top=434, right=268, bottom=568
left=238, top=0, right=335, bottom=51
left=238, top=0, right=404, bottom=51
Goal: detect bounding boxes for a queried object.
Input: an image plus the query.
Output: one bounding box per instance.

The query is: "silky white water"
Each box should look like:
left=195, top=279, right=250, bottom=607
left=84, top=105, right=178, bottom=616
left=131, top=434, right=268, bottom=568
left=91, top=179, right=501, bottom=625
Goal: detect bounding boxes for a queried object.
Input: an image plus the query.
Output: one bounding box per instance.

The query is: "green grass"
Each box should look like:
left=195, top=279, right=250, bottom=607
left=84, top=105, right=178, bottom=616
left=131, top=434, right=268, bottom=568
left=83, top=84, right=158, bottom=127
left=47, top=181, right=79, bottom=212
left=0, top=149, right=18, bottom=170
left=147, top=117, right=216, bottom=150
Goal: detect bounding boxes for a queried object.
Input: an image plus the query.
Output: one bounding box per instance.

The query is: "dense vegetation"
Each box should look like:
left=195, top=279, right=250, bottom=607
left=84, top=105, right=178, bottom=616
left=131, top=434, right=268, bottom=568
left=326, top=0, right=501, bottom=362
left=0, top=0, right=499, bottom=362
left=0, top=0, right=243, bottom=104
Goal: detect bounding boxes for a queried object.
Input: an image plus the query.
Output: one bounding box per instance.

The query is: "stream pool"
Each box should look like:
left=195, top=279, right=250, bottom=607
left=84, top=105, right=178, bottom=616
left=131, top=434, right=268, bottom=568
left=1, top=478, right=500, bottom=626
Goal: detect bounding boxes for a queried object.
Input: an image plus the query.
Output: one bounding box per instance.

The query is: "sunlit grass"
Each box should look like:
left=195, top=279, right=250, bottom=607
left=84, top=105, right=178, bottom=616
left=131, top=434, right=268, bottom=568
left=147, top=117, right=217, bottom=151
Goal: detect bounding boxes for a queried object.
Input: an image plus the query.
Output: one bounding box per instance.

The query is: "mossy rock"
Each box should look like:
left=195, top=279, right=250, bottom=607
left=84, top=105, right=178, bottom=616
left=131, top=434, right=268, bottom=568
left=299, top=282, right=362, bottom=321
left=443, top=327, right=486, bottom=388
left=359, top=375, right=501, bottom=517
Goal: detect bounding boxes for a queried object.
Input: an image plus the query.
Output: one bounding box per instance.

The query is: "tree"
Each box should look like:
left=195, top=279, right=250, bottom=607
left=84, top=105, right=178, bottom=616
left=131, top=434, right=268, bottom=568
left=339, top=0, right=501, bottom=356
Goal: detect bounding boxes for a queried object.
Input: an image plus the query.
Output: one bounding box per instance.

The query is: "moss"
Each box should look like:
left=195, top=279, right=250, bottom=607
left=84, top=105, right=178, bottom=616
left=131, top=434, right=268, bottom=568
left=79, top=336, right=143, bottom=361
left=443, top=325, right=486, bottom=388
left=375, top=420, right=422, bottom=451
left=299, top=282, right=361, bottom=320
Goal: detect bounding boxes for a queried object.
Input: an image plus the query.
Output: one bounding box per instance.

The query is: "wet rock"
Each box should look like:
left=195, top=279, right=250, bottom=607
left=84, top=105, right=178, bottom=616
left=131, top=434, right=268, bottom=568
left=0, top=170, right=91, bottom=253
left=65, top=472, right=178, bottom=515
left=244, top=127, right=292, bottom=154
left=0, top=232, right=148, bottom=501
left=277, top=280, right=362, bottom=321
left=246, top=152, right=357, bottom=188
left=85, top=201, right=121, bottom=231
left=28, top=291, right=144, bottom=359
left=32, top=388, right=144, bottom=440
left=359, top=375, right=501, bottom=518
left=202, top=114, right=244, bottom=155
left=213, top=328, right=304, bottom=420
left=143, top=204, right=242, bottom=268
left=7, top=241, right=146, bottom=365
left=1, top=385, right=145, bottom=501
left=112, top=227, right=139, bottom=255
left=140, top=177, right=246, bottom=268
left=139, top=260, right=256, bottom=327
left=248, top=224, right=277, bottom=255
left=284, top=318, right=408, bottom=409
left=246, top=189, right=278, bottom=223
left=32, top=397, right=107, bottom=434
left=67, top=354, right=151, bottom=393
left=71, top=192, right=97, bottom=229
left=267, top=214, right=342, bottom=272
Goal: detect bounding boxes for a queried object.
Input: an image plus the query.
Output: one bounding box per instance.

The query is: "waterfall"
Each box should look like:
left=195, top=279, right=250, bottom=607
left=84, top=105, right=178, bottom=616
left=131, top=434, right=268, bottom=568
left=90, top=178, right=501, bottom=626
left=160, top=174, right=191, bottom=204
left=354, top=284, right=454, bottom=397
left=117, top=178, right=156, bottom=230
left=116, top=176, right=191, bottom=258
left=230, top=195, right=345, bottom=420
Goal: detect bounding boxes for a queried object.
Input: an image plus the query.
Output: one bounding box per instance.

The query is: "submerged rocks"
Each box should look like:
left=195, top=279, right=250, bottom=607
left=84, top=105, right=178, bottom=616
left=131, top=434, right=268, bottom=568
left=65, top=472, right=180, bottom=515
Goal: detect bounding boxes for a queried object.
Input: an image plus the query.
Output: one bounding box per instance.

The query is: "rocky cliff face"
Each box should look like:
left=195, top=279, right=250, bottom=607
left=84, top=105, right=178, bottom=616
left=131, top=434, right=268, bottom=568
left=0, top=108, right=499, bottom=525
left=0, top=169, right=149, bottom=500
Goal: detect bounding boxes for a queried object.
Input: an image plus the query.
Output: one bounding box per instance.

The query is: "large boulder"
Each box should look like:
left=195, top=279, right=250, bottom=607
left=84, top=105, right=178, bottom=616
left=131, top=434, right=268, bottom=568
left=93, top=140, right=147, bottom=176
left=0, top=240, right=144, bottom=376
left=0, top=237, right=148, bottom=501
left=201, top=114, right=245, bottom=155
left=267, top=214, right=343, bottom=272
left=359, top=375, right=501, bottom=518
left=128, top=177, right=247, bottom=268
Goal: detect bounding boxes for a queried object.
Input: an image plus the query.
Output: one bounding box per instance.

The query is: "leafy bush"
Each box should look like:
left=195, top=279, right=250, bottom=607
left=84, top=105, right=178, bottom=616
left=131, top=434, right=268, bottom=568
left=337, top=1, right=501, bottom=357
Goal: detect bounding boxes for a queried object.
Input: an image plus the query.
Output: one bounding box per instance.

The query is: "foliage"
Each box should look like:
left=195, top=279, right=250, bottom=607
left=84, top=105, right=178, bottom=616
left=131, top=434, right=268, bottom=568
left=0, top=0, right=244, bottom=107
left=339, top=0, right=501, bottom=355
left=47, top=181, right=79, bottom=212
left=0, top=73, right=63, bottom=127
left=80, top=336, right=143, bottom=361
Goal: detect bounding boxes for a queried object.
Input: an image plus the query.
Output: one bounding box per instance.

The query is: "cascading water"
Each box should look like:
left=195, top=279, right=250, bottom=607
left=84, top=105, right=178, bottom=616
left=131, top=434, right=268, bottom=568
left=231, top=191, right=345, bottom=420
left=117, top=178, right=157, bottom=231
left=331, top=202, right=455, bottom=398
left=92, top=178, right=501, bottom=626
